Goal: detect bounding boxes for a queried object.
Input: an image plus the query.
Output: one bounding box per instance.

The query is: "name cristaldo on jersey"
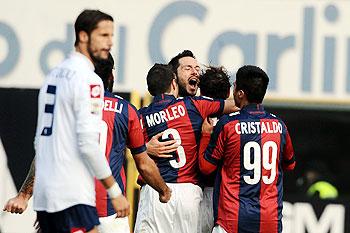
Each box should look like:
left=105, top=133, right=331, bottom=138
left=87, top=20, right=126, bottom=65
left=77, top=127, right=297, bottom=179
left=145, top=104, right=186, bottom=127
left=235, top=121, right=282, bottom=134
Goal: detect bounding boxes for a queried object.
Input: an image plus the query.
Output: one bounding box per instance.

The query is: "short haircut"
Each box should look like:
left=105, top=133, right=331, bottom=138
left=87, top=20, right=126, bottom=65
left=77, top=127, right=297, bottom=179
left=74, top=10, right=113, bottom=46
left=199, top=66, right=231, bottom=99
left=235, top=65, right=269, bottom=104
left=94, top=53, right=114, bottom=91
left=147, top=64, right=175, bottom=96
left=168, top=50, right=196, bottom=75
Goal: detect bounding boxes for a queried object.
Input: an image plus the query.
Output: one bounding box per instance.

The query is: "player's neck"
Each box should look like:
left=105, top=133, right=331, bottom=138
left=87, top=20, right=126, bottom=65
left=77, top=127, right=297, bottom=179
left=75, top=45, right=94, bottom=65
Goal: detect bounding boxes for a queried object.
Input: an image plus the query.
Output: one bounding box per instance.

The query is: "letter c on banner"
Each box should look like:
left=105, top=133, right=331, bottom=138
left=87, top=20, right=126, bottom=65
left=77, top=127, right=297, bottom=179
left=0, top=22, right=19, bottom=77
left=148, top=1, right=207, bottom=63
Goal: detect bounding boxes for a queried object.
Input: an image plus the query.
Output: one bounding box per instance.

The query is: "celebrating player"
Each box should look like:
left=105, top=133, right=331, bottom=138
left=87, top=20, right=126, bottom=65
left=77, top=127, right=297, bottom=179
left=197, top=65, right=232, bottom=233
left=94, top=53, right=171, bottom=232
left=198, top=65, right=296, bottom=233
left=168, top=50, right=200, bottom=97
left=134, top=64, right=238, bottom=233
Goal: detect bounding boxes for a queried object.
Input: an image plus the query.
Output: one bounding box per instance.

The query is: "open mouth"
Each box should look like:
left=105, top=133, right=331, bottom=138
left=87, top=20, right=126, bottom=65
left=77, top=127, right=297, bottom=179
left=189, top=78, right=199, bottom=87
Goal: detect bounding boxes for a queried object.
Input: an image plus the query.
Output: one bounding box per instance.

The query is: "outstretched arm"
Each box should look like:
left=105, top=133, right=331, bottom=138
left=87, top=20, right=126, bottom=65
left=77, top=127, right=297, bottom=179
left=3, top=156, right=36, bottom=214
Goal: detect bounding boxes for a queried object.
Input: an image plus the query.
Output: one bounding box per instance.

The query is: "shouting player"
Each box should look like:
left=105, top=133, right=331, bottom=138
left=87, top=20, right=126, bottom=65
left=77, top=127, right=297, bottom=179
left=134, top=64, right=238, bottom=233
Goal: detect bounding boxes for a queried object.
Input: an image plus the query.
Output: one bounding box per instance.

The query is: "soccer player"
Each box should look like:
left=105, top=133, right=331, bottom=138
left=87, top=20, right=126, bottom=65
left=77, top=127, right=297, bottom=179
left=144, top=50, right=200, bottom=160
left=197, top=65, right=232, bottom=233
left=134, top=64, right=238, bottom=233
left=2, top=53, right=172, bottom=233
left=33, top=10, right=129, bottom=233
left=198, top=65, right=296, bottom=233
left=94, top=53, right=171, bottom=232
left=168, top=50, right=200, bottom=97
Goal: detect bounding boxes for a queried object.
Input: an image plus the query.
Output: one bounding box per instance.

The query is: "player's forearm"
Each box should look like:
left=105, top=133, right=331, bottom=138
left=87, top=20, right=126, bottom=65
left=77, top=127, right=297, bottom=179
left=77, top=132, right=112, bottom=179
left=18, top=156, right=36, bottom=200
left=99, top=175, right=122, bottom=198
left=135, top=152, right=169, bottom=195
left=198, top=133, right=217, bottom=175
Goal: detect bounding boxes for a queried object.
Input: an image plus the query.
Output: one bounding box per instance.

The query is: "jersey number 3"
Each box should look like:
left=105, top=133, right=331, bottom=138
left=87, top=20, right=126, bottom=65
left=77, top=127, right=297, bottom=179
left=162, top=128, right=186, bottom=168
left=41, top=85, right=57, bottom=136
left=243, top=141, right=278, bottom=185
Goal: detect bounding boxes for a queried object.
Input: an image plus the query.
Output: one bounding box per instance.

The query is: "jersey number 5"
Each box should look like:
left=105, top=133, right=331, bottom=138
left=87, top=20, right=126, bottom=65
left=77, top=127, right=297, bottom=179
left=162, top=128, right=186, bottom=168
left=243, top=141, right=277, bottom=185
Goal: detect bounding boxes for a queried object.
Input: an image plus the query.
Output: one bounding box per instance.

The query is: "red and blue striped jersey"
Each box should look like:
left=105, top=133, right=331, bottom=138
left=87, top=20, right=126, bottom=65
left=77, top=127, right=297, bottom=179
left=95, top=91, right=146, bottom=217
left=200, top=104, right=295, bottom=233
left=139, top=94, right=224, bottom=185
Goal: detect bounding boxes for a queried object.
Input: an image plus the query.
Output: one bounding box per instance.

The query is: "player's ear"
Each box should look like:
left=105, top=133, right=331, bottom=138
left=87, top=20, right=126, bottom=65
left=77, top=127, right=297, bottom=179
left=79, top=31, right=89, bottom=44
left=226, top=89, right=231, bottom=99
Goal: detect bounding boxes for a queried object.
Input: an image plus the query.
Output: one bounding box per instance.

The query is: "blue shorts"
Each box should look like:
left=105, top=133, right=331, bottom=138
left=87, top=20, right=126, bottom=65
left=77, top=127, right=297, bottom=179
left=37, top=204, right=100, bottom=233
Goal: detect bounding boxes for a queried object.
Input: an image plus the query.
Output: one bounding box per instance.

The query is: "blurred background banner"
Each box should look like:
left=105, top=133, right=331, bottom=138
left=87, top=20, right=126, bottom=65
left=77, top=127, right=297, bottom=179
left=1, top=1, right=350, bottom=232
left=1, top=0, right=350, bottom=102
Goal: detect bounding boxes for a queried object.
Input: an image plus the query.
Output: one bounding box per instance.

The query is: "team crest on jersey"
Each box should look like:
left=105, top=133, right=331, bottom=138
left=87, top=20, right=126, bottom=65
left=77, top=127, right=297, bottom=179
left=90, top=85, right=102, bottom=114
left=90, top=85, right=101, bottom=98
left=71, top=228, right=86, bottom=233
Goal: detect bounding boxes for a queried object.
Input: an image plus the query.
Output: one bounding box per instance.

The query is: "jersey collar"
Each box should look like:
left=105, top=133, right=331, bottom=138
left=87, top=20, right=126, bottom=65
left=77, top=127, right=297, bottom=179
left=153, top=94, right=176, bottom=104
left=70, top=51, right=95, bottom=71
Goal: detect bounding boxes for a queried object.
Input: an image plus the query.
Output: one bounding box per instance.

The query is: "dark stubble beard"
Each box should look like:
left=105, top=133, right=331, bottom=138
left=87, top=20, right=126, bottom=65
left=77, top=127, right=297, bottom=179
left=88, top=40, right=107, bottom=64
left=178, top=79, right=193, bottom=97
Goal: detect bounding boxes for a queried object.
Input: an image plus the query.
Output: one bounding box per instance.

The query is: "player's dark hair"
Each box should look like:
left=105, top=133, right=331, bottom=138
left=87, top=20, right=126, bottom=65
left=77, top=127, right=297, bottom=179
left=95, top=53, right=114, bottom=92
left=168, top=50, right=196, bottom=75
left=74, top=10, right=113, bottom=46
left=235, top=65, right=269, bottom=104
left=147, top=64, right=175, bottom=96
left=199, top=66, right=231, bottom=99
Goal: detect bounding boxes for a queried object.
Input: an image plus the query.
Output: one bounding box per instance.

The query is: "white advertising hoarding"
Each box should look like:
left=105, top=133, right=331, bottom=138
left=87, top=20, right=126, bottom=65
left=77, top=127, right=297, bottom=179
left=1, top=0, right=350, bottom=103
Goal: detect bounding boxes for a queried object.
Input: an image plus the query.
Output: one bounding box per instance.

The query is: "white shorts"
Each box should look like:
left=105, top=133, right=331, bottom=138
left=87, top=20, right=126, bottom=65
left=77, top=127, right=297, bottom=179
left=134, top=183, right=203, bottom=233
left=98, top=214, right=129, bottom=233
left=212, top=224, right=227, bottom=233
left=198, top=186, right=214, bottom=233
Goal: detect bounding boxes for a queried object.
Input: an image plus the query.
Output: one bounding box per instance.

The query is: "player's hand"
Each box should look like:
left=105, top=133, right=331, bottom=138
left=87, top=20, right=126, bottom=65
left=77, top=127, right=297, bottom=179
left=33, top=218, right=42, bottom=233
left=159, top=186, right=172, bottom=203
left=2, top=193, right=29, bottom=214
left=202, top=117, right=214, bottom=134
left=146, top=132, right=178, bottom=158
left=111, top=195, right=130, bottom=218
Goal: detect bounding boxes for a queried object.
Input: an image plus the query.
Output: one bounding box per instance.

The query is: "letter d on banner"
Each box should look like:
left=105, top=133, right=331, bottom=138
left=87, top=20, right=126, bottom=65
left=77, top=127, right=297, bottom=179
left=40, top=24, right=74, bottom=75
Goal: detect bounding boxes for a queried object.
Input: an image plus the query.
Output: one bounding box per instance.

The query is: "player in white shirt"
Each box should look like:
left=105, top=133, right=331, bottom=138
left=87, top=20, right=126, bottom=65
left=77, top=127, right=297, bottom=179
left=33, top=10, right=129, bottom=233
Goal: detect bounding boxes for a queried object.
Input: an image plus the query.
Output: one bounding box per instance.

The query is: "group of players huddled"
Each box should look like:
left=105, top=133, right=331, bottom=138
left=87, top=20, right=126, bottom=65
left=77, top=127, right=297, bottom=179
left=3, top=9, right=295, bottom=233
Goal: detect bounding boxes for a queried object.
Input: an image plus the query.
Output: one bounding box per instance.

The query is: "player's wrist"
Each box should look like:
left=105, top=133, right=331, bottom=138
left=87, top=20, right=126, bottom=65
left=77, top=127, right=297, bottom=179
left=107, top=182, right=122, bottom=199
left=202, top=132, right=212, bottom=137
left=18, top=191, right=32, bottom=201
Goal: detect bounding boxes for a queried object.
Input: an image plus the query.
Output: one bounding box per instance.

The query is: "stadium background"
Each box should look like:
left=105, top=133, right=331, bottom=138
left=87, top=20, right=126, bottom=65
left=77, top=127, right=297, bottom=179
left=1, top=0, right=350, bottom=232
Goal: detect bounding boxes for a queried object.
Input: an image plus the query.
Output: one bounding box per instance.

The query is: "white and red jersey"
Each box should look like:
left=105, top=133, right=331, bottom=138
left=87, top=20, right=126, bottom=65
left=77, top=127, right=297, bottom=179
left=33, top=52, right=104, bottom=212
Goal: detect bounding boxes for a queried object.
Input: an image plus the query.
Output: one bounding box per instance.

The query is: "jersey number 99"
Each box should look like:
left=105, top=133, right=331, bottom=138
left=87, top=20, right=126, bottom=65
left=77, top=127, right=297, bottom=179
left=243, top=141, right=277, bottom=185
